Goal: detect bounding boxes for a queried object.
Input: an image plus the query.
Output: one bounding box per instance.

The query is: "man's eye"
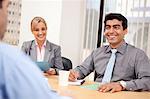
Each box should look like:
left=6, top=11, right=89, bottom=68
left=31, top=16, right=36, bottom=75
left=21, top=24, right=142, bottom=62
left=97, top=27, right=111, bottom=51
left=105, top=26, right=110, bottom=30
left=114, top=26, right=120, bottom=30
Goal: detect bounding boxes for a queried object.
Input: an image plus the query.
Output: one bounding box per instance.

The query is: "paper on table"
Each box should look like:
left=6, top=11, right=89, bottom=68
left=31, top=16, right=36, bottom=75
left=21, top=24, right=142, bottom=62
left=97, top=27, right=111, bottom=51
left=68, top=79, right=85, bottom=85
left=80, top=83, right=101, bottom=90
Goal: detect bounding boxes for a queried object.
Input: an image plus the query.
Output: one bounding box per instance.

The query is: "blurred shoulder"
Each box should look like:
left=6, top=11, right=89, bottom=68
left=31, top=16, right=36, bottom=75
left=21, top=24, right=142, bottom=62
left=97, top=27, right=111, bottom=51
left=0, top=42, right=28, bottom=61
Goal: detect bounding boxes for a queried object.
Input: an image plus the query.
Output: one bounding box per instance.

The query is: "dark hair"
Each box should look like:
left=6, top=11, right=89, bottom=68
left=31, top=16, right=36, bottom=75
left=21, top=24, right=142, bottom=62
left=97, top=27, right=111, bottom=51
left=104, top=13, right=128, bottom=30
left=0, top=0, right=3, bottom=8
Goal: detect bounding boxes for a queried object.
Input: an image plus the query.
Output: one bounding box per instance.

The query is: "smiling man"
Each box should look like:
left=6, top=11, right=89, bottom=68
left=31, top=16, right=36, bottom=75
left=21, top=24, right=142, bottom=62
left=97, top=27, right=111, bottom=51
left=69, top=13, right=150, bottom=93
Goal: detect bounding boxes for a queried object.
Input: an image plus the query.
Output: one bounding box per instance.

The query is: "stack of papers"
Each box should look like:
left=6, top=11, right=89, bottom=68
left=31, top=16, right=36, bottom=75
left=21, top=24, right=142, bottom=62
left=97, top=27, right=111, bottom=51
left=68, top=80, right=85, bottom=85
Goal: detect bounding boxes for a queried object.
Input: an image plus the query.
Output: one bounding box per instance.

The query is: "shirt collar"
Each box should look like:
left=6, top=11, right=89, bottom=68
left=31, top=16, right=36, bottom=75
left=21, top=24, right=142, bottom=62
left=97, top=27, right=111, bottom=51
left=105, top=41, right=127, bottom=55
left=35, top=40, right=47, bottom=47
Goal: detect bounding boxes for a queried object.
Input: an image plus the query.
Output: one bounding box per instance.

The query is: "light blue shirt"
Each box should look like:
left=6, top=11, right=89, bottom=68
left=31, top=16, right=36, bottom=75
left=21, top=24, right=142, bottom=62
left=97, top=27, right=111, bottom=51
left=0, top=43, right=70, bottom=99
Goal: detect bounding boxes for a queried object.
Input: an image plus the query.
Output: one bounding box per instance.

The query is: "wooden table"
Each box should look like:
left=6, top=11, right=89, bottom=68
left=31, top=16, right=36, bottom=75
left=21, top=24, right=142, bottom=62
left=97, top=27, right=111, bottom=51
left=46, top=75, right=150, bottom=99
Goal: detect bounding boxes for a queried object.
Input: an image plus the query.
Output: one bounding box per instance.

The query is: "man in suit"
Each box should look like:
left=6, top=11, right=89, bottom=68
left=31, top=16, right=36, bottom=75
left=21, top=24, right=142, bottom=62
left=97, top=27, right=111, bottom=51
left=69, top=13, right=150, bottom=93
left=22, top=17, right=63, bottom=75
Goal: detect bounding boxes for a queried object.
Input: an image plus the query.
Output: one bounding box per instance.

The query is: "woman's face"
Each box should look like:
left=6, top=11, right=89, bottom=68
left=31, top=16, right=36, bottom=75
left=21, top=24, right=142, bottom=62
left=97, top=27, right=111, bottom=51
left=31, top=21, right=47, bottom=43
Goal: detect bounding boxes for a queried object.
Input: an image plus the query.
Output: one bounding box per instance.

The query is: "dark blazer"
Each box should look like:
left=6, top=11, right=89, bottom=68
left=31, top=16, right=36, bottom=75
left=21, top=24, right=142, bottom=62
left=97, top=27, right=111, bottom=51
left=21, top=40, right=63, bottom=73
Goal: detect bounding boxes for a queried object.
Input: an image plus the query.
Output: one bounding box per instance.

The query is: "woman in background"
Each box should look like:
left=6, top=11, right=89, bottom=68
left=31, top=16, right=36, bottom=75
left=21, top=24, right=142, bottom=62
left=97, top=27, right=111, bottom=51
left=22, top=17, right=63, bottom=75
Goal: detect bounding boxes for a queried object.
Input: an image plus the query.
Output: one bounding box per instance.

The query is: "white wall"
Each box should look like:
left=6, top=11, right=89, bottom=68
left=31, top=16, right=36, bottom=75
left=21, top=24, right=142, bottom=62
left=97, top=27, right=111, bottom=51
left=19, top=0, right=85, bottom=67
left=59, top=0, right=85, bottom=67
left=19, top=0, right=62, bottom=47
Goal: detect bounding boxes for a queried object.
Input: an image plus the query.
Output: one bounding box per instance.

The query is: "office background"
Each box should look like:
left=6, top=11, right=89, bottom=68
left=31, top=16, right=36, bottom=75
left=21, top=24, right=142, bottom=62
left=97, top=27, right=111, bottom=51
left=3, top=0, right=150, bottom=75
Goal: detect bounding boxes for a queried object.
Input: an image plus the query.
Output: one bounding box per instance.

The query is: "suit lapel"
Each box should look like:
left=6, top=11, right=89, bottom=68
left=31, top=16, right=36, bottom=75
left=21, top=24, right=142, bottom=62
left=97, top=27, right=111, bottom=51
left=44, top=40, right=52, bottom=62
left=30, top=40, right=37, bottom=61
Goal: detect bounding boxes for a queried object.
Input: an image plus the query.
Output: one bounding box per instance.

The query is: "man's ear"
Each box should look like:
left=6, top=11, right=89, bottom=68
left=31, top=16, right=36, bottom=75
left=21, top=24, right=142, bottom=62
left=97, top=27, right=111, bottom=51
left=124, top=29, right=128, bottom=35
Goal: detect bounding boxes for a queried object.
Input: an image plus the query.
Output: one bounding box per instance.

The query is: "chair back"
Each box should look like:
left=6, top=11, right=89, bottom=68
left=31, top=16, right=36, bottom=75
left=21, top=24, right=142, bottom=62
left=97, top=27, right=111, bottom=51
left=62, top=57, right=72, bottom=71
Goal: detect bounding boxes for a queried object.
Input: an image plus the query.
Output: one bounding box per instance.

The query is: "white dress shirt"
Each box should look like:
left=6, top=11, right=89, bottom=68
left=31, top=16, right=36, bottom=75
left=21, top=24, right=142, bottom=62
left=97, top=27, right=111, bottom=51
left=35, top=40, right=46, bottom=62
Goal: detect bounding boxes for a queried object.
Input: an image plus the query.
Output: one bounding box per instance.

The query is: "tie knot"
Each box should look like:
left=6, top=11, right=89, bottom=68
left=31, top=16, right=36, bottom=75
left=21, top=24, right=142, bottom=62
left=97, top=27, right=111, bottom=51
left=111, top=49, right=117, bottom=54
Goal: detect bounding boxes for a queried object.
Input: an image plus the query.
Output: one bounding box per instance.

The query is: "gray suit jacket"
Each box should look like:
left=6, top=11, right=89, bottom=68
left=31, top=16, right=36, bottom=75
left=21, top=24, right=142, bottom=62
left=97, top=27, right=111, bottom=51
left=21, top=40, right=63, bottom=73
left=75, top=42, right=150, bottom=91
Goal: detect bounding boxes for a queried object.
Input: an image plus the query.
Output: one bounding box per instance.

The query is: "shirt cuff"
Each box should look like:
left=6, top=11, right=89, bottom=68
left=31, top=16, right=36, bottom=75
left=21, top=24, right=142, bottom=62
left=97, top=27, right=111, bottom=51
left=119, top=81, right=126, bottom=88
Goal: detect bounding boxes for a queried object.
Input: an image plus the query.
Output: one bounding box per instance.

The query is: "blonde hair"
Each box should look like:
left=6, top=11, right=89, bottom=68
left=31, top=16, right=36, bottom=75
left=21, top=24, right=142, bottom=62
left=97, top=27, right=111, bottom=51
left=31, top=17, right=47, bottom=31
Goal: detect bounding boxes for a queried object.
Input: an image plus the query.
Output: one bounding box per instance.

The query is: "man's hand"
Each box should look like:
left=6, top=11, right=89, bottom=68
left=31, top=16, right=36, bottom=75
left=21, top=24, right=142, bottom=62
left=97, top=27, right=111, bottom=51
left=68, top=70, right=79, bottom=81
left=98, top=82, right=124, bottom=93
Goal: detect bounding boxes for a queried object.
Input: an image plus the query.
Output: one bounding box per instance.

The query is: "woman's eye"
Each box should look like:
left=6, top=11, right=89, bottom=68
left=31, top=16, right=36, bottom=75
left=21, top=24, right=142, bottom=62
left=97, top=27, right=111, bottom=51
left=42, top=28, right=46, bottom=31
left=35, top=29, right=39, bottom=31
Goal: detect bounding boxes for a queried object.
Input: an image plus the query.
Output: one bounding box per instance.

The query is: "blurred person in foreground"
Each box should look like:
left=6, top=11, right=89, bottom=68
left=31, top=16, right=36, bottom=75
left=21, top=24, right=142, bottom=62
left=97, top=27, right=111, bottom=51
left=0, top=0, right=71, bottom=99
left=69, top=13, right=150, bottom=93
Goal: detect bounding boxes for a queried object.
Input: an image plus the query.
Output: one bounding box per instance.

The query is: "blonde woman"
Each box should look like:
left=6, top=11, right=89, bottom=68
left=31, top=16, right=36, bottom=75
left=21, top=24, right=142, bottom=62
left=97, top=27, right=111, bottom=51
left=22, top=17, right=63, bottom=75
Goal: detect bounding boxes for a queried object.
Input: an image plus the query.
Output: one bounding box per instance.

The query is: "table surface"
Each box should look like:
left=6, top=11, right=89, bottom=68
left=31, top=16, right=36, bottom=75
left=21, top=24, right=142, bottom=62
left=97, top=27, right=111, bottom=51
left=46, top=75, right=150, bottom=99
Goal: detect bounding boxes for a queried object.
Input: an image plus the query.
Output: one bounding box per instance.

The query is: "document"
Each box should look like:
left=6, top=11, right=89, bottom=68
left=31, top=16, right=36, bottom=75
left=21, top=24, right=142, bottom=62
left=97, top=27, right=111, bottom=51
left=35, top=62, right=51, bottom=71
left=80, top=83, right=101, bottom=90
left=68, top=79, right=85, bottom=85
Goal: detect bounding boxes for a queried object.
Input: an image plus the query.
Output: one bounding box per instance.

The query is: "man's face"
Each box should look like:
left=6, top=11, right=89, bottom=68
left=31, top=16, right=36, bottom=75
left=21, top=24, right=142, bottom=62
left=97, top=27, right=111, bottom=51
left=32, top=22, right=47, bottom=43
left=0, top=0, right=9, bottom=40
left=104, top=19, right=127, bottom=48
